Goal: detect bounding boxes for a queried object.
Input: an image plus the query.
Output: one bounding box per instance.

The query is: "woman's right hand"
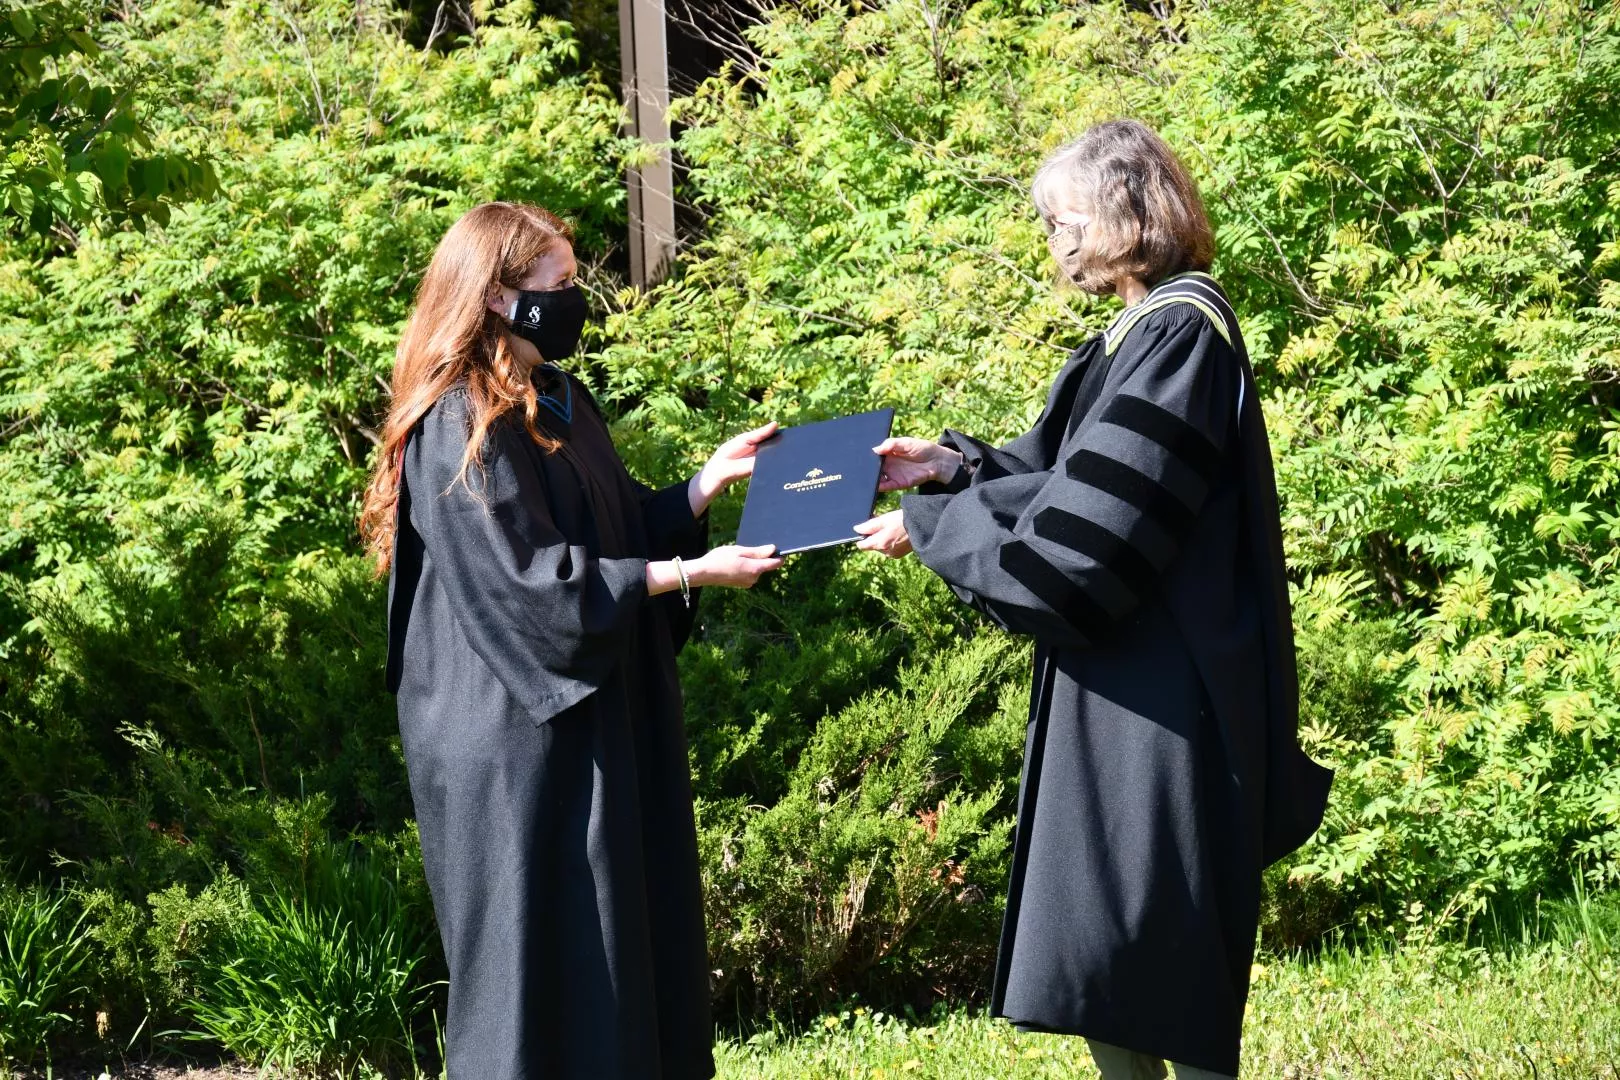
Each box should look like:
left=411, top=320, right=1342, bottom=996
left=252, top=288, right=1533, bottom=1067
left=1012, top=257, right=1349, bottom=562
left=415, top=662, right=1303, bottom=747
left=688, top=544, right=784, bottom=588
left=873, top=437, right=964, bottom=492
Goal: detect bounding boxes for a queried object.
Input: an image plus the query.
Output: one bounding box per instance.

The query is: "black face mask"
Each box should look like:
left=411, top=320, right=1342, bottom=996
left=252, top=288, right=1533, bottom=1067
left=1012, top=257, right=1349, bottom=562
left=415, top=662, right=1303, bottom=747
left=506, top=284, right=588, bottom=362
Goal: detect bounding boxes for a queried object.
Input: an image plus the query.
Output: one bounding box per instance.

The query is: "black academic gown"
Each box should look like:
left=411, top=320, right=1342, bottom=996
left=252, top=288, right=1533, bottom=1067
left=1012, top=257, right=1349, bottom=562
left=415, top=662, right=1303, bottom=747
left=385, top=369, right=715, bottom=1080
left=900, top=273, right=1332, bottom=1076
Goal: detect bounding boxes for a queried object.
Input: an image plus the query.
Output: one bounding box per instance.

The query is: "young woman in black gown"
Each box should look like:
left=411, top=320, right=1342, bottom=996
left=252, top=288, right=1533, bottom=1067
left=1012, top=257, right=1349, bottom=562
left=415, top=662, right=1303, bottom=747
left=855, top=121, right=1331, bottom=1079
left=360, top=202, right=782, bottom=1079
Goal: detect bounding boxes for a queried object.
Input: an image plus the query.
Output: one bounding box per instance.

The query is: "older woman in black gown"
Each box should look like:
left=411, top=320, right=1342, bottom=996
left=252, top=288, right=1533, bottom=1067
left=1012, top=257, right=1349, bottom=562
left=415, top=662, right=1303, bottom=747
left=855, top=121, right=1332, bottom=1079
left=361, top=202, right=781, bottom=1079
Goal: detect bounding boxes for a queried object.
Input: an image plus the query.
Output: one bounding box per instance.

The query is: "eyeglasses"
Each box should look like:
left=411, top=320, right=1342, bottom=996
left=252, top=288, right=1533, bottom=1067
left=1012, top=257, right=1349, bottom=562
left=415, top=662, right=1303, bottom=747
left=1045, top=216, right=1087, bottom=252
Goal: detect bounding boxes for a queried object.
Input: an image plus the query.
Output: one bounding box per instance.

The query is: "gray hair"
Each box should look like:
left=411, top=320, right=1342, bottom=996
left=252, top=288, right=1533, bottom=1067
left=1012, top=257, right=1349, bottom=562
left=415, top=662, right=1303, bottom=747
left=1030, top=119, right=1215, bottom=289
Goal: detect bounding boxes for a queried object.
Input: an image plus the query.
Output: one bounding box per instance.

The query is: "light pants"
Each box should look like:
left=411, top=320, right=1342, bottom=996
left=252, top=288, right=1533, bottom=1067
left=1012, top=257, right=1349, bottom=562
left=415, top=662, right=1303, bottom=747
left=1087, top=1039, right=1237, bottom=1080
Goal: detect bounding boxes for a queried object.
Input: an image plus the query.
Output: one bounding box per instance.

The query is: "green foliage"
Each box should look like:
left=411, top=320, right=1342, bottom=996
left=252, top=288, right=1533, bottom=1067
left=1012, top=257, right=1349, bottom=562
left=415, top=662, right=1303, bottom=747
left=714, top=896, right=1620, bottom=1078
left=602, top=0, right=1620, bottom=941
left=144, top=874, right=253, bottom=1009
left=700, top=630, right=1026, bottom=1016
left=2, top=509, right=406, bottom=895
left=20, top=814, right=441, bottom=1071
left=2, top=0, right=1619, bottom=1067
left=179, top=853, right=434, bottom=1077
left=0, top=0, right=216, bottom=234
left=0, top=882, right=94, bottom=1068
left=1168, top=0, right=1620, bottom=923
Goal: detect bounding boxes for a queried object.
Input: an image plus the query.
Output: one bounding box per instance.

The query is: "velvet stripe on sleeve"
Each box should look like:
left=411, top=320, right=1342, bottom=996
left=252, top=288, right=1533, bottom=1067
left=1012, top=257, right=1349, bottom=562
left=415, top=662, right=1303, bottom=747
left=895, top=275, right=1331, bottom=1077
left=904, top=308, right=1238, bottom=649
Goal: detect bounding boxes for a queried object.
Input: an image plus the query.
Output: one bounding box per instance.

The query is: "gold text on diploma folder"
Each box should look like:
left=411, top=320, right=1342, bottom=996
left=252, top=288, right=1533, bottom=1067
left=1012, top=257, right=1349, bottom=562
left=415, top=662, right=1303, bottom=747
left=783, top=467, right=844, bottom=492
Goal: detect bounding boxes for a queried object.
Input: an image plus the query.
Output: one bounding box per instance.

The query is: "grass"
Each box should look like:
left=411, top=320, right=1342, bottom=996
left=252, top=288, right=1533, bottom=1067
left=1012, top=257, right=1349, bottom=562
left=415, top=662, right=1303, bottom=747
left=714, top=897, right=1620, bottom=1079
left=6, top=892, right=1617, bottom=1079
left=180, top=857, right=436, bottom=1079
left=0, top=884, right=94, bottom=1072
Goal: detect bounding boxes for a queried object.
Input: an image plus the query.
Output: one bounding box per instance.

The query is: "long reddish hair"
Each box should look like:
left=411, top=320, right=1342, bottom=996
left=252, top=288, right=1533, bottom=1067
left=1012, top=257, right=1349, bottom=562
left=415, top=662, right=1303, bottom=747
left=359, top=202, right=574, bottom=573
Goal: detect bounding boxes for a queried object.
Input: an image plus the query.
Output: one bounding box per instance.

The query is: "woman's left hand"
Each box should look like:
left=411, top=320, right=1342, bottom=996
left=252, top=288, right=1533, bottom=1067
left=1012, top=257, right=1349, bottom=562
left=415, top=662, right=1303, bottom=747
left=853, top=509, right=913, bottom=559
left=691, top=421, right=779, bottom=515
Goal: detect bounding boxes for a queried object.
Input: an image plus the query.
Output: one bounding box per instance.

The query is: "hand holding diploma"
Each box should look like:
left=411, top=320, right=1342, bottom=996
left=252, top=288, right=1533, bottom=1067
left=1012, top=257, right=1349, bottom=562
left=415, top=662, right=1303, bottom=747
left=871, top=436, right=964, bottom=492
left=688, top=544, right=785, bottom=586
left=689, top=421, right=780, bottom=516
left=853, top=509, right=911, bottom=558
left=647, top=422, right=786, bottom=599
left=855, top=435, right=964, bottom=559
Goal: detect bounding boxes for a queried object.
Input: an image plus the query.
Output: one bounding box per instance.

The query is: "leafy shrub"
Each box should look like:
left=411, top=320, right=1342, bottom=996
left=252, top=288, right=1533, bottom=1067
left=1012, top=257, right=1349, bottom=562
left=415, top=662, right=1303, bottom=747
left=608, top=0, right=1620, bottom=944
left=4, top=508, right=402, bottom=898
left=145, top=876, right=253, bottom=1013
left=0, top=883, right=94, bottom=1068
left=700, top=630, right=1028, bottom=1018
left=0, top=0, right=217, bottom=234
left=1, top=0, right=1619, bottom=1059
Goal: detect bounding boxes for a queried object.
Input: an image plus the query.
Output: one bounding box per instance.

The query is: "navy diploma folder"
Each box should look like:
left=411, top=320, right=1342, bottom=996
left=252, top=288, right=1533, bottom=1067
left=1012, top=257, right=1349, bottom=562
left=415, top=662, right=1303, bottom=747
left=736, top=409, right=895, bottom=555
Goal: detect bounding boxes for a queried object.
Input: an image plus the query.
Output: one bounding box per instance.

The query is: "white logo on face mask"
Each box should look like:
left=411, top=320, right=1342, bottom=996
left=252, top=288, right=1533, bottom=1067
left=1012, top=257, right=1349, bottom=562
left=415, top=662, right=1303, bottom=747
left=528, top=305, right=542, bottom=323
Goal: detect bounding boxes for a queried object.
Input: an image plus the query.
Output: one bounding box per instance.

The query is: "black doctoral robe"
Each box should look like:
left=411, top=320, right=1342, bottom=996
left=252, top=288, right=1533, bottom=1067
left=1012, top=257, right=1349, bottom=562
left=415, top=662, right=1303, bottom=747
left=385, top=368, right=715, bottom=1080
left=900, top=273, right=1332, bottom=1076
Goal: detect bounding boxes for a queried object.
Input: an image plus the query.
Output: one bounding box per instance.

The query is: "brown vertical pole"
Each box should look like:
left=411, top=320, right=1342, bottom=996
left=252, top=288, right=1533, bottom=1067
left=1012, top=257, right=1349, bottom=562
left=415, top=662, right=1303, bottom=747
left=619, top=0, right=676, bottom=287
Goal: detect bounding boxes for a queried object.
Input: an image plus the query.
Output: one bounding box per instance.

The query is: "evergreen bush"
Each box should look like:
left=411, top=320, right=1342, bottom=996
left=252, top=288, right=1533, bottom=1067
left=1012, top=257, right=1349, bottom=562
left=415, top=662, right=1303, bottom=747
left=0, top=0, right=1616, bottom=1066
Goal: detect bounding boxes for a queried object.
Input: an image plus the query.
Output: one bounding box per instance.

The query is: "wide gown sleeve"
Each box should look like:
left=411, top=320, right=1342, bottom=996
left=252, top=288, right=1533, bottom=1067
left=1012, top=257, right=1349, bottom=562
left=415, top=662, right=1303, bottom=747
left=922, top=352, right=1084, bottom=493
left=407, top=393, right=648, bottom=725
left=924, top=425, right=1047, bottom=494
left=901, top=307, right=1239, bottom=650
left=633, top=478, right=707, bottom=562
left=631, top=477, right=709, bottom=651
